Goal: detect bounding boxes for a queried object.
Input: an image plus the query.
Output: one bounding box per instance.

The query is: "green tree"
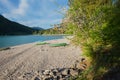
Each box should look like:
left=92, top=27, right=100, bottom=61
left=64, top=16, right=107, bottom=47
left=65, top=0, right=120, bottom=79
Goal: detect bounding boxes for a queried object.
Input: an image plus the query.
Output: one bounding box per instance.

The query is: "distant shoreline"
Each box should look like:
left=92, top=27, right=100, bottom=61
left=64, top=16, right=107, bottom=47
left=0, top=35, right=73, bottom=49
left=0, top=38, right=81, bottom=80
left=0, top=35, right=67, bottom=48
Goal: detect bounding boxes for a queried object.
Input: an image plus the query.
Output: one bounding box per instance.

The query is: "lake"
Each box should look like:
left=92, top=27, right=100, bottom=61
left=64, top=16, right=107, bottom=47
left=0, top=35, right=64, bottom=48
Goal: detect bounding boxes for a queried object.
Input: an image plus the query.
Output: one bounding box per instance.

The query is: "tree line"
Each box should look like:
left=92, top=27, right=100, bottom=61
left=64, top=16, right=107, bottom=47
left=62, top=0, right=120, bottom=79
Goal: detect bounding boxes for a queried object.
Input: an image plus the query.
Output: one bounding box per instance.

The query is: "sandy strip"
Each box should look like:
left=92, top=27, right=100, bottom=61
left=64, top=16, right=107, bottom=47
left=0, top=38, right=82, bottom=80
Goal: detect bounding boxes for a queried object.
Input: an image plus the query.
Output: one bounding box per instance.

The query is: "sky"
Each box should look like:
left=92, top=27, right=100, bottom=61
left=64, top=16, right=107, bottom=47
left=0, top=0, right=68, bottom=29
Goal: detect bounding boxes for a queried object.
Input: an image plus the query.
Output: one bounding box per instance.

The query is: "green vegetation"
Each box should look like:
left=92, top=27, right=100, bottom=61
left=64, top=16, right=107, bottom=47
left=63, top=0, right=120, bottom=79
left=0, top=47, right=10, bottom=51
left=0, top=15, right=36, bottom=35
left=36, top=42, right=48, bottom=45
left=34, top=24, right=66, bottom=35
left=49, top=43, right=67, bottom=47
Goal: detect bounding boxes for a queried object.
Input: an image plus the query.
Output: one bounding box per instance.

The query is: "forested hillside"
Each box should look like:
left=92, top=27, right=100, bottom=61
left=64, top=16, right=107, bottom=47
left=0, top=15, right=35, bottom=35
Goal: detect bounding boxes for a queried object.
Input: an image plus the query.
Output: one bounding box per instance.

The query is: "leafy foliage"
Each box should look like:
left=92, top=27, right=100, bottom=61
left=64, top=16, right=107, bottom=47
left=64, top=0, right=120, bottom=79
left=35, top=24, right=66, bottom=35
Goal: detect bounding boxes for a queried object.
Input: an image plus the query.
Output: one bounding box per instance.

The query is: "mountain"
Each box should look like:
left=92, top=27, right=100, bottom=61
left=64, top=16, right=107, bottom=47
left=0, top=15, right=35, bottom=35
left=32, top=27, right=44, bottom=31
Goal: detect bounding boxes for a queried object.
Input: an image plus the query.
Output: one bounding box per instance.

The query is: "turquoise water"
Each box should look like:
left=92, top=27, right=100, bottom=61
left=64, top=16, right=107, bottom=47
left=0, top=35, right=64, bottom=48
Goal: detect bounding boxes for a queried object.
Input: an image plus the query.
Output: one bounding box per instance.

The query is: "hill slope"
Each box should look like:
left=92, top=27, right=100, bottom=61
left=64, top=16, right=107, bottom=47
left=0, top=15, right=35, bottom=35
left=32, top=27, right=44, bottom=31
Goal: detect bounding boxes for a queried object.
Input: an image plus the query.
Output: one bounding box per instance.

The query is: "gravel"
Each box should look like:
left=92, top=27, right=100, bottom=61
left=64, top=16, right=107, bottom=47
left=0, top=38, right=81, bottom=80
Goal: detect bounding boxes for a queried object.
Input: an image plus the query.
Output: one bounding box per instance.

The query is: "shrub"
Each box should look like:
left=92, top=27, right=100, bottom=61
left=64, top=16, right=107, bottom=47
left=64, top=0, right=120, bottom=79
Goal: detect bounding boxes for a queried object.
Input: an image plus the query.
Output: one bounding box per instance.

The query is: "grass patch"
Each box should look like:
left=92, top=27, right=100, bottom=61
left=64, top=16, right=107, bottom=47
left=49, top=43, right=68, bottom=47
left=0, top=47, right=11, bottom=51
left=36, top=42, right=49, bottom=45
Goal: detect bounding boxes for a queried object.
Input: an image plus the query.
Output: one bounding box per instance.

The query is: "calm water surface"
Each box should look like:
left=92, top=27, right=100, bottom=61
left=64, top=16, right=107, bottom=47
left=0, top=35, right=64, bottom=48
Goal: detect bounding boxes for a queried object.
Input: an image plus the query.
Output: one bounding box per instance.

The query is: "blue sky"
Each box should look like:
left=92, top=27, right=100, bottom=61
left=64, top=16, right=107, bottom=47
left=0, top=0, right=68, bottom=29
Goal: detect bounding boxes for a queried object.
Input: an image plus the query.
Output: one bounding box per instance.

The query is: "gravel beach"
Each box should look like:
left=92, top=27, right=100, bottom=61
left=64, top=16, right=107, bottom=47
left=0, top=38, right=82, bottom=80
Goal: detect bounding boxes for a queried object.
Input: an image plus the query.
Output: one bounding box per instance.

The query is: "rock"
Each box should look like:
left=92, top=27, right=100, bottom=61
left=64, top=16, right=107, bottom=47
left=73, top=59, right=87, bottom=70
left=44, top=76, right=53, bottom=80
left=34, top=70, right=41, bottom=76
left=65, top=75, right=70, bottom=79
left=71, top=60, right=79, bottom=69
left=81, top=58, right=85, bottom=62
left=52, top=69, right=59, bottom=73
left=61, top=69, right=70, bottom=76
left=52, top=69, right=59, bottom=76
left=34, top=77, right=41, bottom=80
left=32, top=59, right=86, bottom=80
left=41, top=75, right=45, bottom=79
left=53, top=75, right=60, bottom=80
left=23, top=72, right=34, bottom=79
left=38, top=72, right=43, bottom=77
left=59, top=74, right=62, bottom=79
left=43, top=70, right=50, bottom=75
left=49, top=71, right=54, bottom=76
left=31, top=75, right=41, bottom=80
left=61, top=78, right=67, bottom=80
left=76, top=63, right=87, bottom=70
left=70, top=69, right=78, bottom=77
left=40, top=70, right=45, bottom=75
left=81, top=64, right=87, bottom=69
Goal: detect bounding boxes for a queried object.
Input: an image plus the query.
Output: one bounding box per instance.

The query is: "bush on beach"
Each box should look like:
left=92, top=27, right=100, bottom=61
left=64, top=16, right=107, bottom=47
left=63, top=0, right=120, bottom=79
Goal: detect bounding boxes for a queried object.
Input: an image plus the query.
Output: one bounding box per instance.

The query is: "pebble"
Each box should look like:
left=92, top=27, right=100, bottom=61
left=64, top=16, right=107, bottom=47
left=34, top=77, right=40, bottom=80
left=43, top=70, right=50, bottom=75
left=70, top=69, right=78, bottom=76
left=61, top=69, right=69, bottom=76
left=24, top=58, right=87, bottom=80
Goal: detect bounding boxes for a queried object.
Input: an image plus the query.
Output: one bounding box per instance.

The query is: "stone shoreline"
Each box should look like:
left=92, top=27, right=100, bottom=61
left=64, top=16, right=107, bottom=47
left=0, top=38, right=83, bottom=80
left=32, top=58, right=87, bottom=80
